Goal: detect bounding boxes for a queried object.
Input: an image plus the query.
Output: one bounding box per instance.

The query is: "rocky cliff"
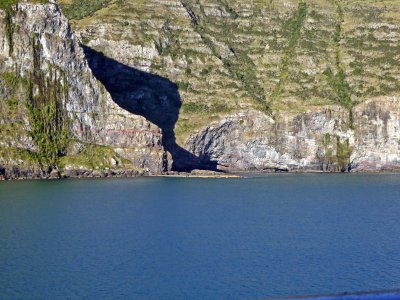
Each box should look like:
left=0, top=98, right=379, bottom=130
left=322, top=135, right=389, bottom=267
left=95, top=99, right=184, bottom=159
left=186, top=99, right=400, bottom=172
left=1, top=0, right=400, bottom=178
left=57, top=0, right=400, bottom=173
left=0, top=0, right=168, bottom=179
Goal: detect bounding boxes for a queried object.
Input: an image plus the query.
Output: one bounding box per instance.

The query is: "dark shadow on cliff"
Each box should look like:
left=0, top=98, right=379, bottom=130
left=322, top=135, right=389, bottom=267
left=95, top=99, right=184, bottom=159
left=82, top=45, right=218, bottom=172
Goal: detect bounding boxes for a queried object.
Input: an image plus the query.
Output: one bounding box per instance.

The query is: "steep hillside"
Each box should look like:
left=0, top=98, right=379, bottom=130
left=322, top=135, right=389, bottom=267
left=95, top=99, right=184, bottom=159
left=0, top=0, right=167, bottom=179
left=1, top=0, right=400, bottom=177
left=57, top=0, right=400, bottom=172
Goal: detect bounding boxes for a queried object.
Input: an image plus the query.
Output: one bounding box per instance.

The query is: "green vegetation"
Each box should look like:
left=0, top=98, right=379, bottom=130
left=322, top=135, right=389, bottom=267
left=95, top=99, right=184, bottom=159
left=271, top=1, right=307, bottom=101
left=0, top=0, right=48, bottom=10
left=200, top=66, right=213, bottom=76
left=324, top=0, right=353, bottom=127
left=336, top=137, right=352, bottom=171
left=26, top=35, right=70, bottom=171
left=323, top=67, right=352, bottom=110
left=58, top=0, right=400, bottom=119
left=154, top=23, right=182, bottom=57
left=177, top=81, right=191, bottom=92
left=0, top=0, right=18, bottom=10
left=179, top=0, right=269, bottom=111
left=322, top=134, right=353, bottom=172
left=0, top=72, right=28, bottom=129
left=2, top=71, right=20, bottom=87
left=0, top=72, right=36, bottom=167
left=59, top=143, right=129, bottom=171
left=222, top=53, right=268, bottom=111
left=59, top=0, right=112, bottom=20
left=4, top=9, right=14, bottom=55
left=0, top=146, right=36, bottom=167
left=182, top=102, right=209, bottom=114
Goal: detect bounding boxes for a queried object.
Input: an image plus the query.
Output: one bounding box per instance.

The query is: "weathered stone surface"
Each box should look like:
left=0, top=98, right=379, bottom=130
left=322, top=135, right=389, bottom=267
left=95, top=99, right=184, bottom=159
left=0, top=1, right=169, bottom=177
left=57, top=0, right=400, bottom=173
left=185, top=99, right=400, bottom=172
left=352, top=97, right=400, bottom=172
left=2, top=0, right=400, bottom=177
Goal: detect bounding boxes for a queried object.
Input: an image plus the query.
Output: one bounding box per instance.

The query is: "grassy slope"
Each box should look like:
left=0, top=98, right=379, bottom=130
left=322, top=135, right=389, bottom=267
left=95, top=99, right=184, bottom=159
left=0, top=0, right=48, bottom=10
left=58, top=0, right=112, bottom=20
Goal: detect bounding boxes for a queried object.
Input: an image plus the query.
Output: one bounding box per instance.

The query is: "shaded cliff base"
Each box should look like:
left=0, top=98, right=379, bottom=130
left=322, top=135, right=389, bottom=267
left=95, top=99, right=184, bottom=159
left=0, top=165, right=234, bottom=180
left=0, top=166, right=148, bottom=180
left=81, top=45, right=219, bottom=173
left=3, top=164, right=400, bottom=181
left=0, top=141, right=162, bottom=180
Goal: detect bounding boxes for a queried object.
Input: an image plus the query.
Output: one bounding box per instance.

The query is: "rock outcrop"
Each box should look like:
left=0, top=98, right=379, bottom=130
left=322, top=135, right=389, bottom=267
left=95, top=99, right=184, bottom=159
left=186, top=98, right=400, bottom=172
left=0, top=1, right=168, bottom=178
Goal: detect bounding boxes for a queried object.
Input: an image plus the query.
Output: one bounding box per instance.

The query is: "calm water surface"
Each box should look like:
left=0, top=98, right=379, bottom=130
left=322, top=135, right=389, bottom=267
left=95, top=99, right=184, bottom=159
left=1, top=174, right=400, bottom=299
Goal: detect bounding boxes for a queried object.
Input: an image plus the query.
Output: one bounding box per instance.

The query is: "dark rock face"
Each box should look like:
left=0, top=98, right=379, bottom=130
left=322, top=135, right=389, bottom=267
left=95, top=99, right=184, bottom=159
left=0, top=166, right=43, bottom=180
left=81, top=46, right=216, bottom=172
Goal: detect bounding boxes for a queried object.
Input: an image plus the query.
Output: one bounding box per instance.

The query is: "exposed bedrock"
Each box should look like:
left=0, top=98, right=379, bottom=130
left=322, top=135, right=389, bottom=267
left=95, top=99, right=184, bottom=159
left=185, top=98, right=400, bottom=172
left=0, top=2, right=168, bottom=175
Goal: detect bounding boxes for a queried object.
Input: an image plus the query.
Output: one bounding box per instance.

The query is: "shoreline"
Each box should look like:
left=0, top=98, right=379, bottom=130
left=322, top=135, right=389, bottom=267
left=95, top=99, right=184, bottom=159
left=2, top=168, right=400, bottom=181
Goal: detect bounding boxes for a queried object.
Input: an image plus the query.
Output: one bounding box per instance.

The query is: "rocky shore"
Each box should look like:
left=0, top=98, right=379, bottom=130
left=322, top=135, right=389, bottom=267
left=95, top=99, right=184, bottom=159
left=0, top=166, right=153, bottom=181
left=4, top=166, right=400, bottom=181
left=0, top=166, right=242, bottom=180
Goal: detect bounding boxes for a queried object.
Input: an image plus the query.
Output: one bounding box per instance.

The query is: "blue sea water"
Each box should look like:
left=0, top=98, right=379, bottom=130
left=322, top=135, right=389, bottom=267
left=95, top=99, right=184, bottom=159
left=0, top=174, right=400, bottom=299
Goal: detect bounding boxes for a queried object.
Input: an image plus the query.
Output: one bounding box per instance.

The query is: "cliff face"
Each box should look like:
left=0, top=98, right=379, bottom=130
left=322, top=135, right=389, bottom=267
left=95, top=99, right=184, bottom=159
left=186, top=99, right=400, bottom=172
left=1, top=0, right=400, bottom=176
left=57, top=0, right=400, bottom=172
left=0, top=1, right=167, bottom=179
